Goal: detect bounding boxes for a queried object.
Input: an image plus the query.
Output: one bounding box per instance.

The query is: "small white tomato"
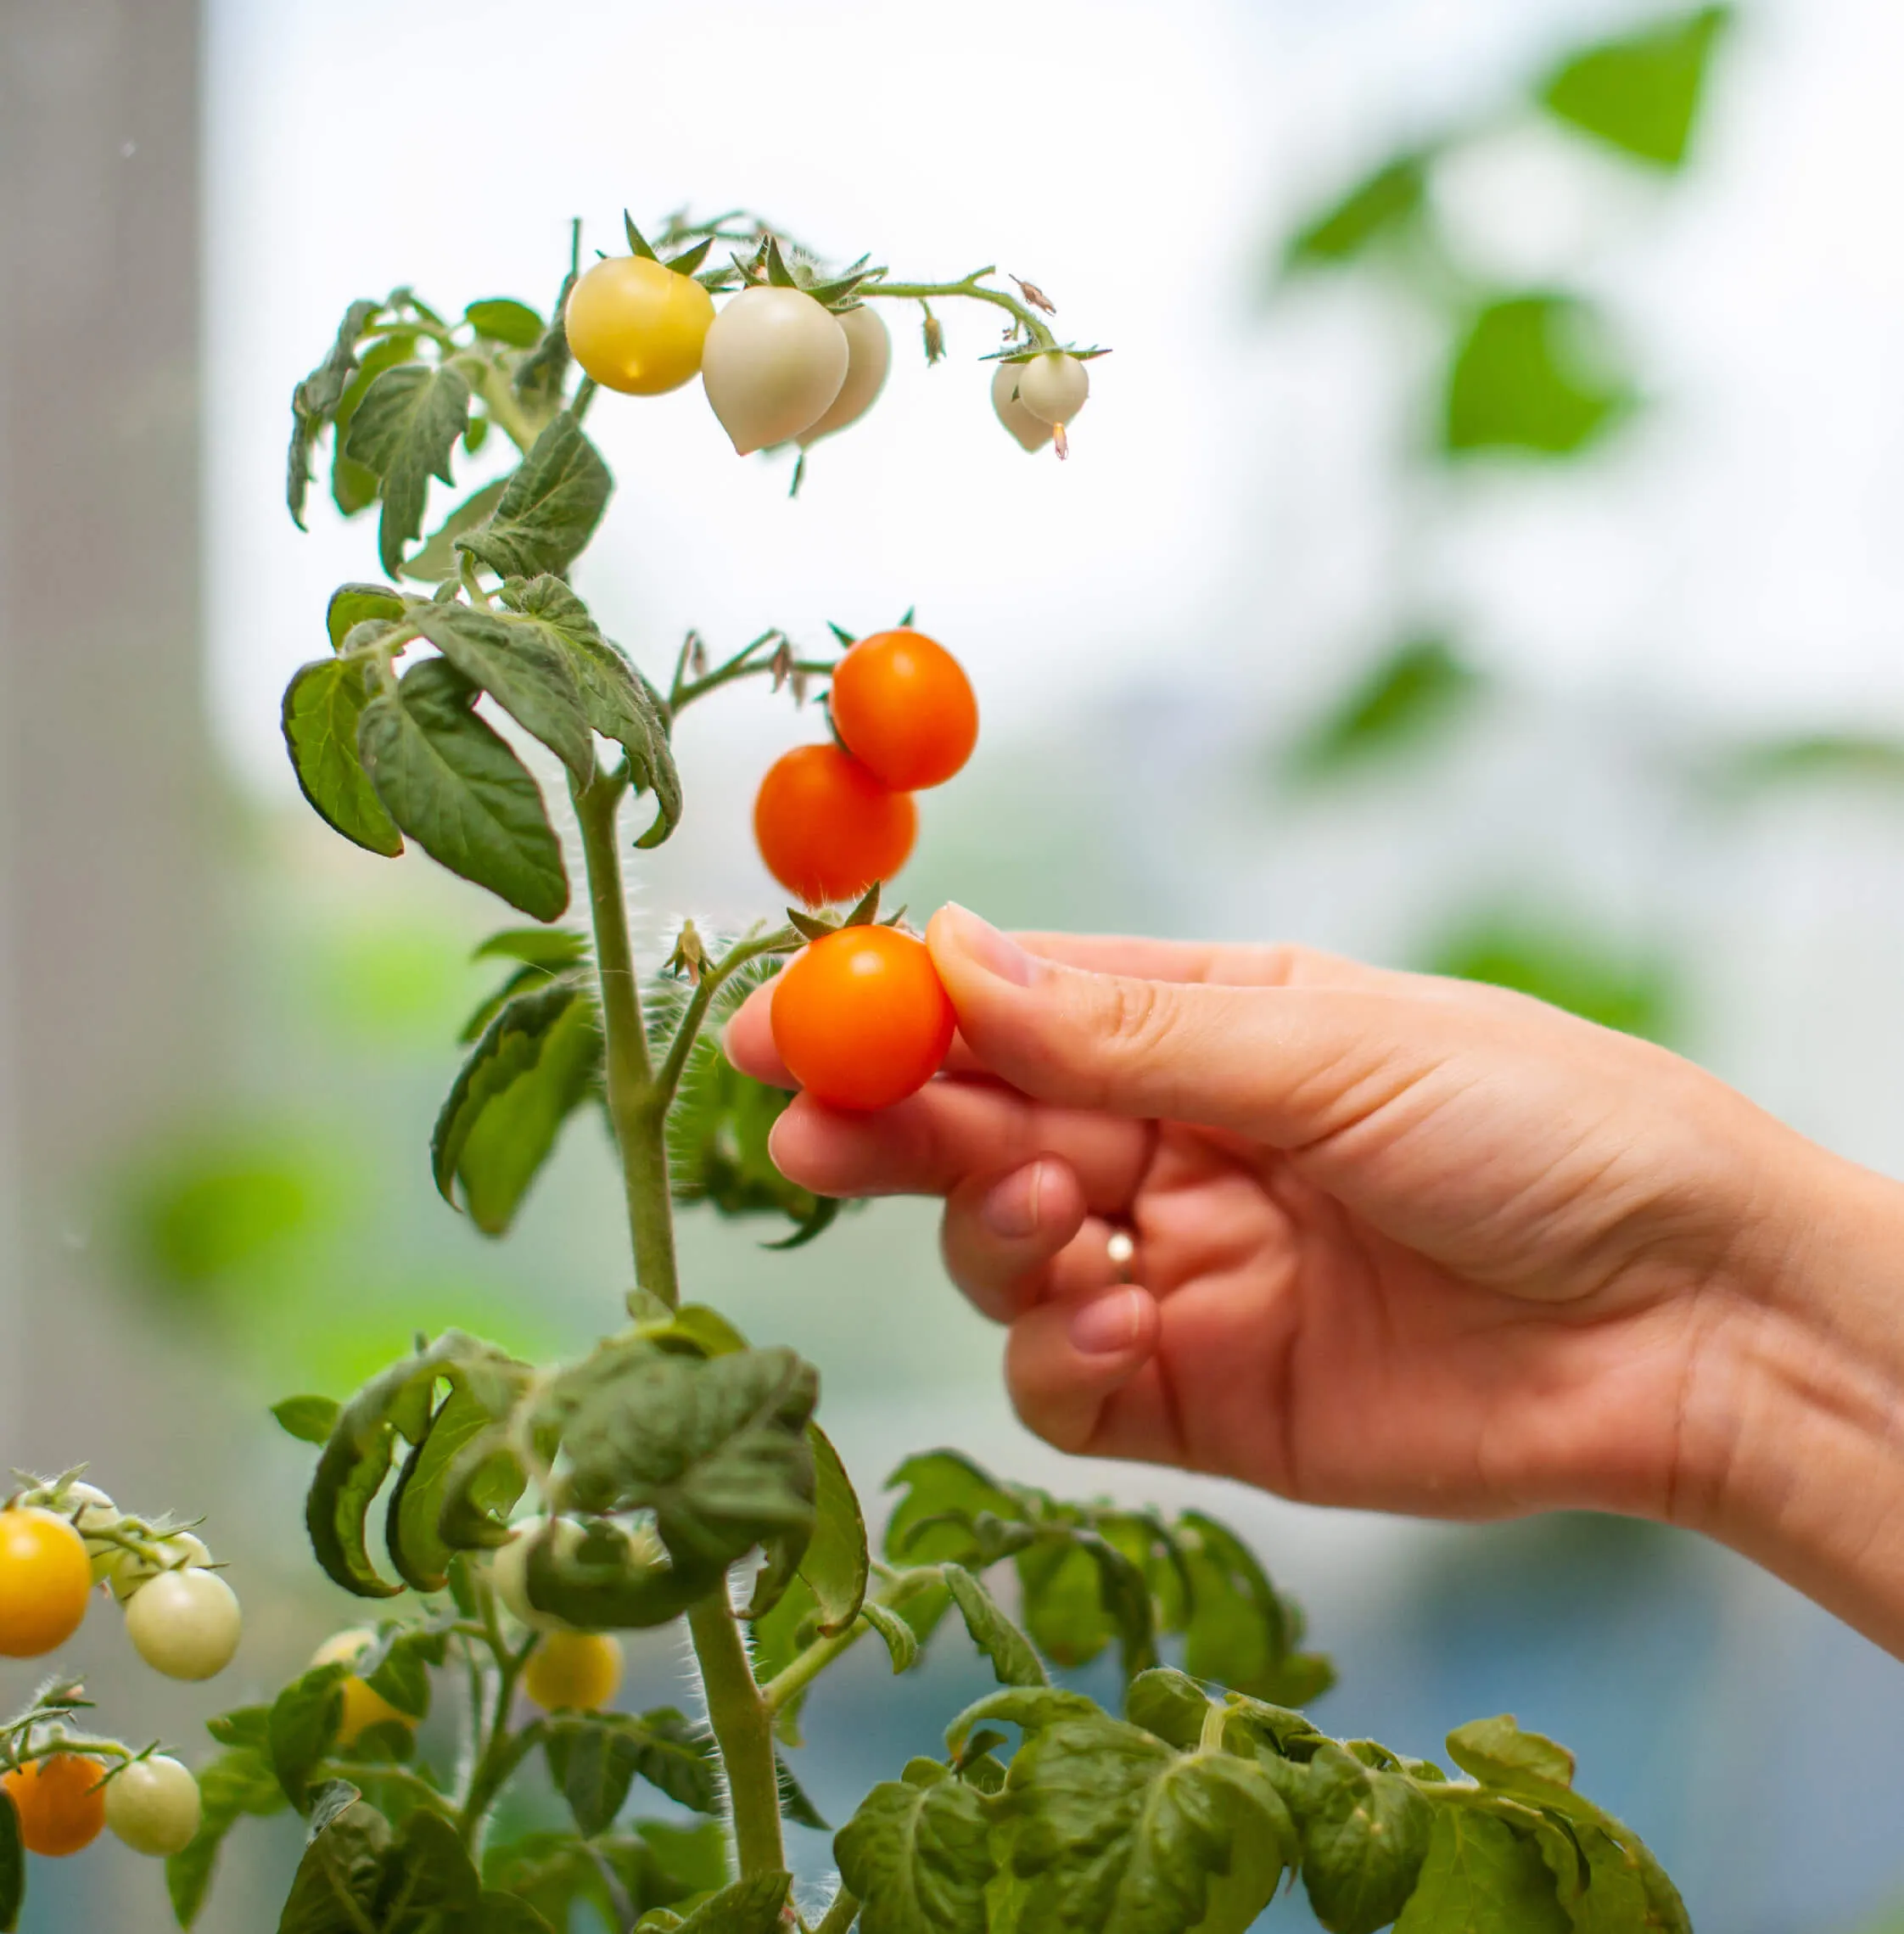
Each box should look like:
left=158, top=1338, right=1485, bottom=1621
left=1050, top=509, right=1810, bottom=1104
left=991, top=362, right=1054, bottom=452
left=104, top=1756, right=202, bottom=1857
left=60, top=1483, right=121, bottom=1586
left=1015, top=351, right=1090, bottom=429
left=485, top=1517, right=583, bottom=1632
left=702, top=287, right=849, bottom=454
left=123, top=1568, right=241, bottom=1681
left=797, top=305, right=891, bottom=447
left=111, top=1531, right=212, bottom=1603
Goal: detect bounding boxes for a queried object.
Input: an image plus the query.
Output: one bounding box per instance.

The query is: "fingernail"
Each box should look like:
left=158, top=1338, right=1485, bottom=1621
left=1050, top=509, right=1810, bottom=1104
left=1067, top=1287, right=1145, bottom=1357
left=938, top=904, right=1037, bottom=988
left=981, top=1162, right=1045, bottom=1241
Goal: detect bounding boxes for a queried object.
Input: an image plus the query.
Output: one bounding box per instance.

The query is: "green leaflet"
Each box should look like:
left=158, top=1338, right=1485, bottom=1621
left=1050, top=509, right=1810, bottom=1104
left=1000, top=1714, right=1296, bottom=1934
left=884, top=1450, right=1025, bottom=1565
left=406, top=476, right=513, bottom=585
left=553, top=1343, right=819, bottom=1575
left=544, top=1709, right=721, bottom=1835
left=1540, top=7, right=1732, bottom=170
left=496, top=575, right=681, bottom=846
left=1285, top=636, right=1486, bottom=784
left=1445, top=1715, right=1576, bottom=1793
left=332, top=334, right=418, bottom=515
left=277, top=1783, right=391, bottom=1934
left=861, top=1600, right=921, bottom=1674
left=388, top=1376, right=527, bottom=1589
left=835, top=1769, right=996, bottom=1934
left=165, top=1746, right=287, bottom=1926
left=344, top=362, right=473, bottom=576
left=283, top=658, right=405, bottom=856
left=356, top=1626, right=448, bottom=1721
left=326, top=581, right=408, bottom=651
left=269, top=1665, right=348, bottom=1809
left=358, top=657, right=568, bottom=922
left=1294, top=1744, right=1434, bottom=1934
left=1178, top=1511, right=1314, bottom=1705
left=1443, top=295, right=1633, bottom=458
left=409, top=597, right=596, bottom=782
left=943, top=1565, right=1048, bottom=1688
left=455, top=412, right=613, bottom=580
left=431, top=979, right=603, bottom=1235
left=479, top=1892, right=557, bottom=1934
left=273, top=1394, right=342, bottom=1445
left=466, top=297, right=546, bottom=347
left=1392, top=1808, right=1569, bottom=1934
left=1283, top=154, right=1429, bottom=271
left=798, top=1421, right=868, bottom=1633
left=288, top=296, right=381, bottom=528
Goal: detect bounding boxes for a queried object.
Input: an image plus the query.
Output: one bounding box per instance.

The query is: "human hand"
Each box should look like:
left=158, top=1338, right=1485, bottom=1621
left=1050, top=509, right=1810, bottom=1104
left=726, top=906, right=1904, bottom=1652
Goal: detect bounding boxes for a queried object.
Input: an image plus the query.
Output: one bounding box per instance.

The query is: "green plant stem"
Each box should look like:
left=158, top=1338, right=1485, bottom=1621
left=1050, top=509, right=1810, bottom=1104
left=456, top=1642, right=540, bottom=1847
left=687, top=1593, right=787, bottom=1879
left=473, top=358, right=540, bottom=453
left=815, top=1886, right=862, bottom=1934
left=864, top=270, right=1056, bottom=347
left=652, top=927, right=801, bottom=1109
left=672, top=654, right=837, bottom=713
left=762, top=1568, right=942, bottom=1713
left=572, top=771, right=679, bottom=1308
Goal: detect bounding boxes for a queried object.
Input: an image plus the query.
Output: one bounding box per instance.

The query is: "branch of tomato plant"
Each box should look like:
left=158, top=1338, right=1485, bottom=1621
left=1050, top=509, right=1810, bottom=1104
left=570, top=759, right=788, bottom=1882
left=814, top=1886, right=863, bottom=1934
left=668, top=629, right=837, bottom=715
left=760, top=1567, right=945, bottom=1716
left=859, top=268, right=1058, bottom=349
left=652, top=925, right=803, bottom=1110
left=456, top=1629, right=542, bottom=1849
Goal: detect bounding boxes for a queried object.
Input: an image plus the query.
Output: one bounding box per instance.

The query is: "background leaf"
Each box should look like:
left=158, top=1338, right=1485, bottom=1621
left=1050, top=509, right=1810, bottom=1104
left=1284, top=154, right=1429, bottom=271
left=835, top=1773, right=995, bottom=1934
left=344, top=362, right=472, bottom=575
left=1540, top=6, right=1733, bottom=170
left=1443, top=295, right=1634, bottom=457
left=455, top=413, right=612, bottom=580
left=466, top=298, right=546, bottom=347
left=1392, top=1807, right=1569, bottom=1933
left=1420, top=913, right=1677, bottom=1042
left=1286, top=636, right=1485, bottom=782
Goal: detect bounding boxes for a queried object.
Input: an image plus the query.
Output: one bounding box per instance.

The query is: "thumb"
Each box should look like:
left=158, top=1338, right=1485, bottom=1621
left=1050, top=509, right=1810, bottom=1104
left=925, top=903, right=1442, bottom=1146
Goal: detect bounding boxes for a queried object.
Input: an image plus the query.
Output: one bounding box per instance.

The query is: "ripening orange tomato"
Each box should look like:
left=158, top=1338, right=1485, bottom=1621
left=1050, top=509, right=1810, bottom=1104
left=2, top=1755, right=107, bottom=1857
left=0, top=1507, right=92, bottom=1658
left=753, top=743, right=916, bottom=906
left=829, top=630, right=978, bottom=792
left=771, top=925, right=955, bottom=1112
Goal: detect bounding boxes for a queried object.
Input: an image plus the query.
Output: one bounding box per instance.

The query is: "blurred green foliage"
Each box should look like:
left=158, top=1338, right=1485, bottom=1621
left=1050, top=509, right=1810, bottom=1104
left=1420, top=913, right=1677, bottom=1042
left=1283, top=154, right=1429, bottom=271
left=1540, top=6, right=1734, bottom=169
left=1444, top=295, right=1634, bottom=457
left=1286, top=636, right=1486, bottom=782
left=130, top=1135, right=324, bottom=1294
left=1712, top=732, right=1904, bottom=793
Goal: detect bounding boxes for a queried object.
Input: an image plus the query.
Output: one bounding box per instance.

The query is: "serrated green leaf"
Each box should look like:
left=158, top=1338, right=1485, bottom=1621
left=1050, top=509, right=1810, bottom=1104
left=283, top=658, right=406, bottom=857
left=1285, top=154, right=1428, bottom=270
left=944, top=1565, right=1048, bottom=1688
left=1541, top=7, right=1732, bottom=169
left=333, top=334, right=419, bottom=516
left=388, top=1375, right=527, bottom=1590
left=273, top=1394, right=342, bottom=1445
left=408, top=597, right=595, bottom=782
left=1446, top=1716, right=1575, bottom=1792
left=357, top=1628, right=445, bottom=1722
left=944, top=1686, right=1103, bottom=1756
left=455, top=412, right=612, bottom=581
left=167, top=1746, right=288, bottom=1927
left=358, top=656, right=569, bottom=922
left=1296, top=1744, right=1434, bottom=1934
left=1287, top=636, right=1485, bottom=782
left=496, top=575, right=680, bottom=844
left=404, top=477, right=513, bottom=586
left=837, top=1774, right=996, bottom=1934
left=799, top=1422, right=868, bottom=1634
left=885, top=1451, right=1027, bottom=1566
left=1179, top=1511, right=1291, bottom=1702
left=1124, top=1669, right=1212, bottom=1752
left=467, top=298, right=546, bottom=347
left=862, top=1600, right=921, bottom=1673
left=1444, top=295, right=1633, bottom=457
left=1392, top=1806, right=1569, bottom=1934
left=288, top=297, right=381, bottom=528
left=344, top=362, right=472, bottom=576
left=1016, top=1537, right=1114, bottom=1669
left=1000, top=1714, right=1296, bottom=1934
left=431, top=980, right=602, bottom=1235
left=546, top=1709, right=720, bottom=1832
left=206, top=1706, right=273, bottom=1752
left=270, top=1666, right=346, bottom=1810
left=374, top=1808, right=481, bottom=1930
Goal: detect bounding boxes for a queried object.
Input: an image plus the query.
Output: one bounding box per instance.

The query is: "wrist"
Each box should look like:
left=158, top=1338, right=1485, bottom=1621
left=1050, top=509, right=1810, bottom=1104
left=1679, top=1136, right=1904, bottom=1653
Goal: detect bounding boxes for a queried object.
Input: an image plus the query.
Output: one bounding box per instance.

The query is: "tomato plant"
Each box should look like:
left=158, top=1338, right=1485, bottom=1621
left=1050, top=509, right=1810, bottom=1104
left=0, top=204, right=1686, bottom=1934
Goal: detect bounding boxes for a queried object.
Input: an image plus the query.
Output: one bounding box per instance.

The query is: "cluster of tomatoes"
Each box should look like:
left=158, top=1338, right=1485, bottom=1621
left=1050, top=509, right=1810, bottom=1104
left=748, top=627, right=974, bottom=1114
left=0, top=1483, right=243, bottom=1861
left=563, top=246, right=1092, bottom=460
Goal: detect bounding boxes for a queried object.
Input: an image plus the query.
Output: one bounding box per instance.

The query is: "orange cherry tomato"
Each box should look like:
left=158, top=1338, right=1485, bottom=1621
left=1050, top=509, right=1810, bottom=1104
left=771, top=925, right=955, bottom=1112
left=2, top=1755, right=107, bottom=1857
left=753, top=743, right=916, bottom=906
left=830, top=629, right=978, bottom=791
left=0, top=1507, right=92, bottom=1659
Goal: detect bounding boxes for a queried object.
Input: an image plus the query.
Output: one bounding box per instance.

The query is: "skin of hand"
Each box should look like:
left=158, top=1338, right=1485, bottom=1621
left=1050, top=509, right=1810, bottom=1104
left=725, top=905, right=1904, bottom=1658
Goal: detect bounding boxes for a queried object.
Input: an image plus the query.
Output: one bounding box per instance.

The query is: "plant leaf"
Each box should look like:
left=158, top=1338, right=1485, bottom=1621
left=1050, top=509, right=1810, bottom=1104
left=1284, top=154, right=1429, bottom=270
left=669, top=1872, right=792, bottom=1933
left=288, top=297, right=381, bottom=528
left=467, top=298, right=546, bottom=347
left=1392, top=1806, right=1569, bottom=1933
left=405, top=477, right=514, bottom=586
left=1445, top=1716, right=1576, bottom=1793
left=1295, top=1743, right=1435, bottom=1934
left=373, top=1808, right=481, bottom=1930
left=273, top=1395, right=342, bottom=1445
left=431, top=980, right=603, bottom=1234
left=835, top=1772, right=995, bottom=1934
left=166, top=1746, right=287, bottom=1926
left=0, top=1789, right=19, bottom=1934
left=1421, top=916, right=1675, bottom=1043
left=799, top=1422, right=869, bottom=1634
left=389, top=1374, right=527, bottom=1589
left=269, top=1666, right=347, bottom=1809
left=344, top=362, right=472, bottom=576
left=1540, top=7, right=1733, bottom=170
left=1286, top=636, right=1485, bottom=782
left=944, top=1565, right=1048, bottom=1688
left=283, top=659, right=406, bottom=856
left=327, top=581, right=409, bottom=652
left=861, top=1600, right=921, bottom=1674
left=456, top=412, right=612, bottom=581
left=1444, top=295, right=1633, bottom=457
left=358, top=656, right=568, bottom=921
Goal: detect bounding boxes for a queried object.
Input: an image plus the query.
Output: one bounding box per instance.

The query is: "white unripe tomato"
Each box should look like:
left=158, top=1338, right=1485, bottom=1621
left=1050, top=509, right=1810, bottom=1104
left=104, top=1757, right=201, bottom=1857
left=62, top=1483, right=121, bottom=1585
left=702, top=287, right=849, bottom=454
left=123, top=1568, right=241, bottom=1681
left=1014, top=352, right=1089, bottom=428
left=991, top=362, right=1054, bottom=452
left=797, top=305, right=891, bottom=446
left=111, top=1531, right=212, bottom=1602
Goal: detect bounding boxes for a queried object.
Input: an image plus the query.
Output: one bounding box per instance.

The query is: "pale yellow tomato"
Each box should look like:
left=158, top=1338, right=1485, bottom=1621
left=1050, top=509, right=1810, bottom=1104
left=565, top=255, right=716, bottom=396
left=524, top=1629, right=624, bottom=1713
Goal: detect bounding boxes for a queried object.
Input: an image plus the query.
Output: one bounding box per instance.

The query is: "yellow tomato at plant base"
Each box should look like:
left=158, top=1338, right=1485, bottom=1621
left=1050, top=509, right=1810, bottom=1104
left=311, top=1629, right=413, bottom=1746
left=0, top=1506, right=92, bottom=1658
left=564, top=255, right=716, bottom=396
left=2, top=1756, right=106, bottom=1857
left=524, top=1629, right=624, bottom=1713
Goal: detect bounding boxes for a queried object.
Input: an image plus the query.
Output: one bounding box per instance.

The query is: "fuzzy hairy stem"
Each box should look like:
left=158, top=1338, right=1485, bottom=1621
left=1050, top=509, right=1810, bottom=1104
left=689, top=1593, right=787, bottom=1879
